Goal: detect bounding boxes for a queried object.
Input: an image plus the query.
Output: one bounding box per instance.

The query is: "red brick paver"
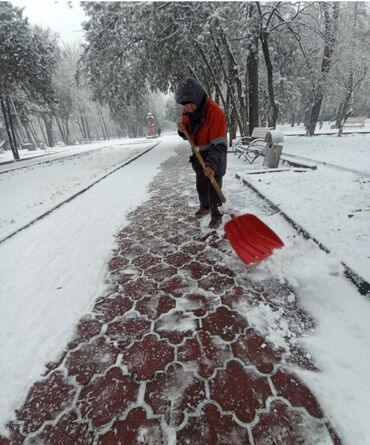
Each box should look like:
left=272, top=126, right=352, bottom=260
left=1, top=153, right=342, bottom=444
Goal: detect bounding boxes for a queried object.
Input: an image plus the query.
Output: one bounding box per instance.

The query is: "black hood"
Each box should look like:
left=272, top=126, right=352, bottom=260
left=175, top=78, right=207, bottom=108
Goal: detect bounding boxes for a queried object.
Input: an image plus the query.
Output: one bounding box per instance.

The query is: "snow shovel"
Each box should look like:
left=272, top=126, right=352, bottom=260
left=182, top=128, right=284, bottom=265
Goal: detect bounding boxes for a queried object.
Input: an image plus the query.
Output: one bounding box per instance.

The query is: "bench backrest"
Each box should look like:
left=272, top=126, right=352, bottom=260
left=346, top=116, right=366, bottom=124
left=251, top=127, right=274, bottom=139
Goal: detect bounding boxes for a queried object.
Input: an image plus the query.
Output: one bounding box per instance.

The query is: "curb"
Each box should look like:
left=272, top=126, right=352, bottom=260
left=236, top=174, right=370, bottom=298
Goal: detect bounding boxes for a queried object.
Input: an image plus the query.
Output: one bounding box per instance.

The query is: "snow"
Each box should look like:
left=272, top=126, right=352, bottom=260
left=228, top=133, right=370, bottom=274
left=282, top=130, right=370, bottom=175
left=279, top=120, right=370, bottom=137
left=0, top=136, right=175, bottom=434
left=156, top=311, right=196, bottom=333
left=225, top=131, right=370, bottom=445
left=244, top=240, right=370, bottom=445
left=246, top=168, right=368, bottom=278
left=0, top=139, right=157, bottom=240
left=0, top=131, right=370, bottom=443
left=267, top=129, right=284, bottom=144
left=0, top=139, right=118, bottom=167
left=235, top=131, right=370, bottom=282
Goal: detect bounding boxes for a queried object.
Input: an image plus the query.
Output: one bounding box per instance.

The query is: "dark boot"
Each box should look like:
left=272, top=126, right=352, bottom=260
left=208, top=215, right=223, bottom=229
left=195, top=207, right=210, bottom=218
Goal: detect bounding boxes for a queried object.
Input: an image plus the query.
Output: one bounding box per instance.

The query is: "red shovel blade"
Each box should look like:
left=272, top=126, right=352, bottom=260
left=224, top=214, right=284, bottom=265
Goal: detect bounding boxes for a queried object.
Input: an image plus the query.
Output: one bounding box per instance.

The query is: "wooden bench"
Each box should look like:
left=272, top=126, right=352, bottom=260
left=343, top=116, right=366, bottom=128
left=234, top=127, right=274, bottom=164
left=20, top=142, right=36, bottom=151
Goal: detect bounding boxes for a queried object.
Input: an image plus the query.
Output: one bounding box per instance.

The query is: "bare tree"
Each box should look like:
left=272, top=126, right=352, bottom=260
left=306, top=3, right=339, bottom=136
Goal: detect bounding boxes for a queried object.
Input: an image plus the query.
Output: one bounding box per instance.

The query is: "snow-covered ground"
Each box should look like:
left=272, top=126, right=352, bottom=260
left=283, top=130, right=370, bottom=175
left=0, top=140, right=112, bottom=166
left=278, top=120, right=370, bottom=136
left=225, top=132, right=370, bottom=445
left=0, top=132, right=370, bottom=443
left=0, top=139, right=157, bottom=240
left=234, top=132, right=370, bottom=282
left=0, top=136, right=174, bottom=435
left=0, top=138, right=128, bottom=166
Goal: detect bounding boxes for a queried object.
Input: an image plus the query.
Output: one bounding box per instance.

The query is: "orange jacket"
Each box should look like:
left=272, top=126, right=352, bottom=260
left=180, top=98, right=227, bottom=175
left=181, top=98, right=227, bottom=149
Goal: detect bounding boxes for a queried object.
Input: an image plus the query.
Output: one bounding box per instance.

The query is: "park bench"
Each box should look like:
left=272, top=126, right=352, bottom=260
left=79, top=138, right=91, bottom=144
left=234, top=127, right=274, bottom=164
left=20, top=142, right=36, bottom=151
left=343, top=116, right=366, bottom=128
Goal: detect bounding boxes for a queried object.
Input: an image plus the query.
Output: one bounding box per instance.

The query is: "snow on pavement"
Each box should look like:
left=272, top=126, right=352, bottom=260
left=0, top=136, right=176, bottom=434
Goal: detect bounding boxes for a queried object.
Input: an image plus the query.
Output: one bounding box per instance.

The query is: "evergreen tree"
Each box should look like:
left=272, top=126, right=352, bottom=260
left=0, top=3, right=58, bottom=157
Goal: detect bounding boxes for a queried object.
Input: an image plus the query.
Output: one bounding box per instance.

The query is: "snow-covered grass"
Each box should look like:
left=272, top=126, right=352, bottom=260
left=282, top=131, right=370, bottom=174
left=0, top=141, right=156, bottom=240
left=231, top=132, right=370, bottom=282
left=0, top=140, right=113, bottom=168
left=0, top=138, right=132, bottom=165
left=278, top=120, right=370, bottom=136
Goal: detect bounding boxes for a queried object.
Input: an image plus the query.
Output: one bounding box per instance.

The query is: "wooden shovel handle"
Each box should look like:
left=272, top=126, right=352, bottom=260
left=182, top=128, right=226, bottom=204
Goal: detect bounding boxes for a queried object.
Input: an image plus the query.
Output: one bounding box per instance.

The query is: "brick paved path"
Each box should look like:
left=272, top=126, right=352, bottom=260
left=1, top=150, right=342, bottom=444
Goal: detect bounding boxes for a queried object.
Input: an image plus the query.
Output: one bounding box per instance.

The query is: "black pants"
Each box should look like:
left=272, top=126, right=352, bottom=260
left=195, top=170, right=223, bottom=218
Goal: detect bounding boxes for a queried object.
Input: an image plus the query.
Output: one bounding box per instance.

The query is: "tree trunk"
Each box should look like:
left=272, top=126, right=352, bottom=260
left=80, top=117, right=87, bottom=139
left=24, top=122, right=35, bottom=145
left=335, top=102, right=344, bottom=130
left=1, top=95, right=19, bottom=160
left=230, top=109, right=237, bottom=144
left=9, top=96, right=28, bottom=143
left=15, top=127, right=23, bottom=144
left=306, top=3, right=339, bottom=136
left=201, top=68, right=212, bottom=98
left=55, top=115, right=67, bottom=144
left=76, top=106, right=86, bottom=139
left=337, top=75, right=354, bottom=137
left=37, top=116, right=48, bottom=144
left=193, top=43, right=228, bottom=111
left=75, top=115, right=85, bottom=139
left=6, top=96, right=20, bottom=159
left=260, top=31, right=279, bottom=128
left=84, top=116, right=92, bottom=140
left=41, top=113, right=55, bottom=147
left=100, top=119, right=107, bottom=139
left=219, top=31, right=248, bottom=136
left=337, top=4, right=365, bottom=137
left=245, top=3, right=259, bottom=135
left=97, top=105, right=110, bottom=140
left=28, top=121, right=40, bottom=144
left=64, top=118, right=72, bottom=145
left=246, top=34, right=259, bottom=135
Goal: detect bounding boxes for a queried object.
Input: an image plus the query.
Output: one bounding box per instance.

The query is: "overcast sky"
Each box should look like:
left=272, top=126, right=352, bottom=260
left=10, top=0, right=87, bottom=44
